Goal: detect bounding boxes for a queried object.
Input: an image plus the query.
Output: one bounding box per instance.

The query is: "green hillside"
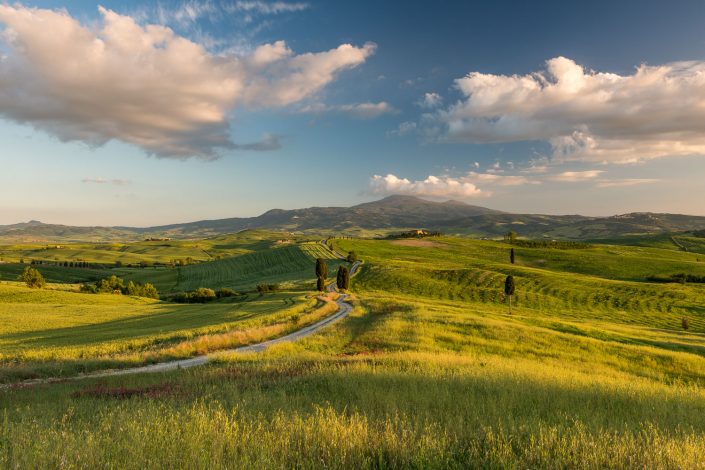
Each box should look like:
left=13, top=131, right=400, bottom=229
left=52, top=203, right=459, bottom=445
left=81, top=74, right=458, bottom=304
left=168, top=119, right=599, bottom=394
left=3, top=235, right=705, bottom=467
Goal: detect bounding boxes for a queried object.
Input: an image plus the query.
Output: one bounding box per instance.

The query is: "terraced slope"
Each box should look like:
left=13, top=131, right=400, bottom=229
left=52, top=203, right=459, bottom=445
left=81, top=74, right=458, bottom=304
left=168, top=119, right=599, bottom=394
left=133, top=242, right=346, bottom=293
left=337, top=237, right=705, bottom=333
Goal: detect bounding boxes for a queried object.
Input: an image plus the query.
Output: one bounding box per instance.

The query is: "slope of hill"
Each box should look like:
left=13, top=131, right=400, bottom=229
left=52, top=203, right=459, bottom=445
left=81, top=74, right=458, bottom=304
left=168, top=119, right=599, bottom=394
left=3, top=196, right=705, bottom=241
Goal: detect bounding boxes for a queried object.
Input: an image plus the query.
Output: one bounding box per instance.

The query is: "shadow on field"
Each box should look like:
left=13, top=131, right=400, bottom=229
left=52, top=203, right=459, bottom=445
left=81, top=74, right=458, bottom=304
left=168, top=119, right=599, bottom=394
left=332, top=300, right=417, bottom=354
left=0, top=302, right=276, bottom=349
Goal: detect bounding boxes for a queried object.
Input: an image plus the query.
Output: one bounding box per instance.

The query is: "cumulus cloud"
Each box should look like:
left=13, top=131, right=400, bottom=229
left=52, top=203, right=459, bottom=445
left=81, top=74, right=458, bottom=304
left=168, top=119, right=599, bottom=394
left=82, top=177, right=131, bottom=186
left=438, top=56, right=705, bottom=163
left=417, top=92, right=443, bottom=109
left=300, top=101, right=397, bottom=119
left=370, top=174, right=485, bottom=198
left=0, top=5, right=374, bottom=158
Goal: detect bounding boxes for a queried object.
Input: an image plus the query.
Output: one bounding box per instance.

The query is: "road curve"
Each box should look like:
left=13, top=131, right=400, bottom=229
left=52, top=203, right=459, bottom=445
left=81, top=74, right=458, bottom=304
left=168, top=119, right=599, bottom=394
left=2, top=261, right=362, bottom=387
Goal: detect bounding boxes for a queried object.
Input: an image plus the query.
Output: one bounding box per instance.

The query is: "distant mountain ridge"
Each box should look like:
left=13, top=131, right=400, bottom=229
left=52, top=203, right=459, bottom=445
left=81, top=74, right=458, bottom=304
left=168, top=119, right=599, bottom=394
left=2, top=195, right=705, bottom=242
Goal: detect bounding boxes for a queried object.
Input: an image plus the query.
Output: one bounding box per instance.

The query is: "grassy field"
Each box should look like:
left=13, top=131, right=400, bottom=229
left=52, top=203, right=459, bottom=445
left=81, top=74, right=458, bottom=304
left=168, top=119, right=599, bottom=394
left=335, top=237, right=705, bottom=333
left=0, top=283, right=338, bottom=382
left=0, top=232, right=344, bottom=294
left=2, top=235, right=705, bottom=467
left=111, top=242, right=344, bottom=294
left=0, top=230, right=303, bottom=266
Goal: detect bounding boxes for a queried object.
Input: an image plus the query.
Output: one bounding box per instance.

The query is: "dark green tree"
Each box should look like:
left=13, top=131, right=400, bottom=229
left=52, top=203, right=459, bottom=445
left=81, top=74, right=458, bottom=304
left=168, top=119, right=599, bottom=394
left=510, top=248, right=515, bottom=264
left=346, top=251, right=358, bottom=263
left=504, top=275, right=515, bottom=314
left=336, top=266, right=350, bottom=290
left=317, top=276, right=326, bottom=292
left=18, top=266, right=45, bottom=289
left=505, top=231, right=517, bottom=244
left=315, top=258, right=328, bottom=279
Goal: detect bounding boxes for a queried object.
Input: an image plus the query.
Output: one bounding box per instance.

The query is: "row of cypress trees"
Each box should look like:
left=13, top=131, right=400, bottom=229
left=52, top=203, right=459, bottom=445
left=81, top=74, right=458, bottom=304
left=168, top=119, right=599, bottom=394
left=315, top=257, right=350, bottom=292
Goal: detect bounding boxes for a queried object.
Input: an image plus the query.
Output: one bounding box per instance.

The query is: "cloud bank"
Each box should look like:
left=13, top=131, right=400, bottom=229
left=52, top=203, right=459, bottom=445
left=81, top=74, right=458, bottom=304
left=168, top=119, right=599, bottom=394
left=300, top=101, right=397, bottom=119
left=370, top=174, right=485, bottom=198
left=0, top=5, right=374, bottom=158
left=439, top=57, right=705, bottom=163
left=369, top=168, right=658, bottom=199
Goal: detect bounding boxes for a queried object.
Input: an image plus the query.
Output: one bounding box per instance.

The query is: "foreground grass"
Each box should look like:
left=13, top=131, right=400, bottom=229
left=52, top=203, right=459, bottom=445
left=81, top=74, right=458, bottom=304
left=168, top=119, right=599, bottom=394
left=2, top=295, right=705, bottom=468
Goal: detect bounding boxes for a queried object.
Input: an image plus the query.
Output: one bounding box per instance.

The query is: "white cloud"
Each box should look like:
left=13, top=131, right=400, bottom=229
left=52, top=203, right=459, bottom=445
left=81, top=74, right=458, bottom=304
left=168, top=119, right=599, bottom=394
left=595, top=178, right=659, bottom=188
left=300, top=101, right=397, bottom=119
left=144, top=1, right=309, bottom=27
left=387, top=121, right=417, bottom=137
left=82, top=177, right=131, bottom=186
left=417, top=92, right=443, bottom=109
left=370, top=174, right=485, bottom=198
left=465, top=172, right=538, bottom=186
left=0, top=5, right=374, bottom=158
left=438, top=56, right=705, bottom=163
left=549, top=170, right=605, bottom=182
left=227, top=1, right=310, bottom=15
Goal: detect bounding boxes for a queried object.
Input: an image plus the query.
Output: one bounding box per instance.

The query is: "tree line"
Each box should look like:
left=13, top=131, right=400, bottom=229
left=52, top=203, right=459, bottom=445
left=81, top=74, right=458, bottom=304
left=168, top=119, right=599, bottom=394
left=80, top=275, right=159, bottom=299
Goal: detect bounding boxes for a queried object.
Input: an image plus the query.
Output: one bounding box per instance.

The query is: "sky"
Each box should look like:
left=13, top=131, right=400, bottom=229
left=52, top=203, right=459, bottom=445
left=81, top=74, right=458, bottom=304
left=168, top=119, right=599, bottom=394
left=2, top=0, right=705, bottom=226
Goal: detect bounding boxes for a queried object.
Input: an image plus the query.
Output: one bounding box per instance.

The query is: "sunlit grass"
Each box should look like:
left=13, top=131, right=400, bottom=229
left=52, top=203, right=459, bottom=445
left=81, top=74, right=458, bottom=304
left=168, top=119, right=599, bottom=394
left=3, top=236, right=705, bottom=467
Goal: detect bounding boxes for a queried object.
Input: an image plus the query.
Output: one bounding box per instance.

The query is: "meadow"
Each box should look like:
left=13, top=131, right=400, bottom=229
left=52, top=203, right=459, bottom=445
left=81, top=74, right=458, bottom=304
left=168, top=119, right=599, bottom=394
left=0, top=282, right=342, bottom=382
left=2, top=234, right=705, bottom=467
left=0, top=231, right=343, bottom=293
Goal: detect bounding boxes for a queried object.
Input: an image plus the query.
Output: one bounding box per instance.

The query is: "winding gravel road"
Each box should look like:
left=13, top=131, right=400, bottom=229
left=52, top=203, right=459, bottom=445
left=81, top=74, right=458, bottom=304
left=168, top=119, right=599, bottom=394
left=2, top=259, right=361, bottom=388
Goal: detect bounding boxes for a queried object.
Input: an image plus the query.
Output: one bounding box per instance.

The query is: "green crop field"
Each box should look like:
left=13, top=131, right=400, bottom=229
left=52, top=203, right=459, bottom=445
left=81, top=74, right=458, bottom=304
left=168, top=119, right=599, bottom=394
left=2, top=235, right=705, bottom=467
left=0, top=282, right=338, bottom=382
left=115, top=242, right=345, bottom=293
left=0, top=232, right=342, bottom=294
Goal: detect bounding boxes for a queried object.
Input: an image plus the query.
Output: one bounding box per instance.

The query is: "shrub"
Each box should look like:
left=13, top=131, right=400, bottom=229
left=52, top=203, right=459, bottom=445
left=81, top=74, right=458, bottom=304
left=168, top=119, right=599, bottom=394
left=346, top=251, right=358, bottom=263
left=682, top=317, right=690, bottom=330
left=256, top=284, right=280, bottom=294
left=82, top=277, right=159, bottom=299
left=216, top=288, right=238, bottom=298
left=193, top=288, right=216, bottom=303
left=18, top=266, right=45, bottom=289
left=96, top=275, right=125, bottom=294
left=140, top=283, right=159, bottom=299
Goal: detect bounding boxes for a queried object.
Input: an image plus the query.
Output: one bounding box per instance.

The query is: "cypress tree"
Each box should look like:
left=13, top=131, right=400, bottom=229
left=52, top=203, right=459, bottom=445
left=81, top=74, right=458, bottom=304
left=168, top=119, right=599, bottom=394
left=342, top=266, right=350, bottom=289
left=317, top=276, right=326, bottom=292
left=336, top=265, right=350, bottom=290
left=510, top=248, right=515, bottom=264
left=504, top=275, right=515, bottom=314
left=315, top=258, right=328, bottom=279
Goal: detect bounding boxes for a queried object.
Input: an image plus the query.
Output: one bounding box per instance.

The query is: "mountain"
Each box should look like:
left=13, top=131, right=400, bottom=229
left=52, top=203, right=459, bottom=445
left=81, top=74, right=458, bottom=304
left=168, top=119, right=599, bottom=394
left=2, top=196, right=705, bottom=242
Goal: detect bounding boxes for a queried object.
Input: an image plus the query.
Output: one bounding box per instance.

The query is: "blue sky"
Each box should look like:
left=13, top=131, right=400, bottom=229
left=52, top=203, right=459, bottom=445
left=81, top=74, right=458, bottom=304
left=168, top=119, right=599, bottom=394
left=2, top=0, right=705, bottom=226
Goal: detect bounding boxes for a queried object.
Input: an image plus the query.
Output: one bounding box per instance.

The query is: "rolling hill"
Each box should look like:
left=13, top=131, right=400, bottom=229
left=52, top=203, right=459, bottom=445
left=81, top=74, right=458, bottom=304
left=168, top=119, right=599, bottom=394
left=2, top=195, right=705, bottom=241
